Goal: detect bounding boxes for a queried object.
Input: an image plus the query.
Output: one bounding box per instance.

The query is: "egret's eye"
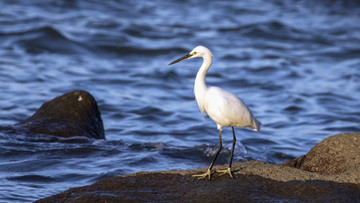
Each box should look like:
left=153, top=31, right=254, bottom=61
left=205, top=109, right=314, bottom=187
left=192, top=52, right=197, bottom=55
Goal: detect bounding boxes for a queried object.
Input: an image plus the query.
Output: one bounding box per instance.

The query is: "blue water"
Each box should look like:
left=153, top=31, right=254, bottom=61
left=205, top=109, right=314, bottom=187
left=1, top=0, right=360, bottom=202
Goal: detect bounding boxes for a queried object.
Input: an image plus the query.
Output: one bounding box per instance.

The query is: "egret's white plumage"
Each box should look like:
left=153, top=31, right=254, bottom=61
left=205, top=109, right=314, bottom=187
left=169, top=45, right=261, bottom=180
left=203, top=86, right=260, bottom=130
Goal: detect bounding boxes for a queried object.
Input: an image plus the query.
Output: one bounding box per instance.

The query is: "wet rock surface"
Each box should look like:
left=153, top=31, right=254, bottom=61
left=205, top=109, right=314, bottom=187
left=36, top=133, right=360, bottom=202
left=0, top=90, right=105, bottom=139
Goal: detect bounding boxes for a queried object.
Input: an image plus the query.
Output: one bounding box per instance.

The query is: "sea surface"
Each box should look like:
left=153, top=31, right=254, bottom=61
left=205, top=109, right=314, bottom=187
left=0, top=0, right=359, bottom=202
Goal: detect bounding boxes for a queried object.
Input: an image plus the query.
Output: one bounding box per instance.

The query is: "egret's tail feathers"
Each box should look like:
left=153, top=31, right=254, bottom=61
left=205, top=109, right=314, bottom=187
left=253, top=119, right=262, bottom=132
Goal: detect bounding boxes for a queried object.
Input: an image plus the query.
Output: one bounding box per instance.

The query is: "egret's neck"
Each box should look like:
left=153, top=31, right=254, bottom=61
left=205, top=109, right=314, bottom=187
left=194, top=54, right=212, bottom=98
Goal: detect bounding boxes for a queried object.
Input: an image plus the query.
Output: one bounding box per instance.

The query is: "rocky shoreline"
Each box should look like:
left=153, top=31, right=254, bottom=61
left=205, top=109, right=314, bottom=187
left=1, top=91, right=358, bottom=201
left=36, top=132, right=360, bottom=202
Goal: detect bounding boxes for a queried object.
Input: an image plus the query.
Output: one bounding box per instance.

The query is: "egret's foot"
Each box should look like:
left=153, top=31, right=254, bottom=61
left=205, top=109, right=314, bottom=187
left=192, top=168, right=212, bottom=180
left=216, top=167, right=233, bottom=179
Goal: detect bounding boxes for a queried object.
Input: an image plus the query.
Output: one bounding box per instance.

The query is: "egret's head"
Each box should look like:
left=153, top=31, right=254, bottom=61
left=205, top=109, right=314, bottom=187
left=169, top=45, right=212, bottom=65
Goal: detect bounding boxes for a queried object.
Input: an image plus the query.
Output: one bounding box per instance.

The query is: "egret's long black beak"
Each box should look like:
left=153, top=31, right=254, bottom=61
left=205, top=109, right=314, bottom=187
left=169, top=54, right=192, bottom=65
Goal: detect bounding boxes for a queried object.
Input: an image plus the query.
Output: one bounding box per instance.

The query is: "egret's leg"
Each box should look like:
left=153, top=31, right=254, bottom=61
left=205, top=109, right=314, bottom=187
left=193, top=129, right=222, bottom=180
left=229, top=127, right=236, bottom=169
left=216, top=127, right=236, bottom=178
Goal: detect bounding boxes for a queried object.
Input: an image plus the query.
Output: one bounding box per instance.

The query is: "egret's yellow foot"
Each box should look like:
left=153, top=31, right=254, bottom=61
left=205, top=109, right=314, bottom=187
left=192, top=168, right=212, bottom=180
left=216, top=167, right=233, bottom=179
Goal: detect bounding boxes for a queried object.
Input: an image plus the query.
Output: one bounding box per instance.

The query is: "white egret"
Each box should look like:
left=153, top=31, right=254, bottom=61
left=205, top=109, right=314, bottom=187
left=169, top=46, right=261, bottom=180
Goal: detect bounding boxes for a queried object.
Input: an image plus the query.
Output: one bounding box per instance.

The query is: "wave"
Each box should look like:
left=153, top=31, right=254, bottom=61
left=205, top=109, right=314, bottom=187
left=218, top=20, right=330, bottom=45
left=1, top=26, right=91, bottom=55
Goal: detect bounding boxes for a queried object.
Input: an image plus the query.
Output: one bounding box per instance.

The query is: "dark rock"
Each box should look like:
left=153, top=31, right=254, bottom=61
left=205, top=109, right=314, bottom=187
left=35, top=166, right=360, bottom=202
left=36, top=133, right=360, bottom=202
left=9, top=90, right=105, bottom=139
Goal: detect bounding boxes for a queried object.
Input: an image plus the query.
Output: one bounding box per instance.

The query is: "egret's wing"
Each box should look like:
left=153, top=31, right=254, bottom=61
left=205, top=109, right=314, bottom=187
left=205, top=87, right=259, bottom=130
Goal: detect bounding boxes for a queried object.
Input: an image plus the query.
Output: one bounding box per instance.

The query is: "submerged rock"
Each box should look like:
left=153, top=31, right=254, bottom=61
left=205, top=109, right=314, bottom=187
left=36, top=133, right=360, bottom=202
left=2, top=90, right=105, bottom=139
